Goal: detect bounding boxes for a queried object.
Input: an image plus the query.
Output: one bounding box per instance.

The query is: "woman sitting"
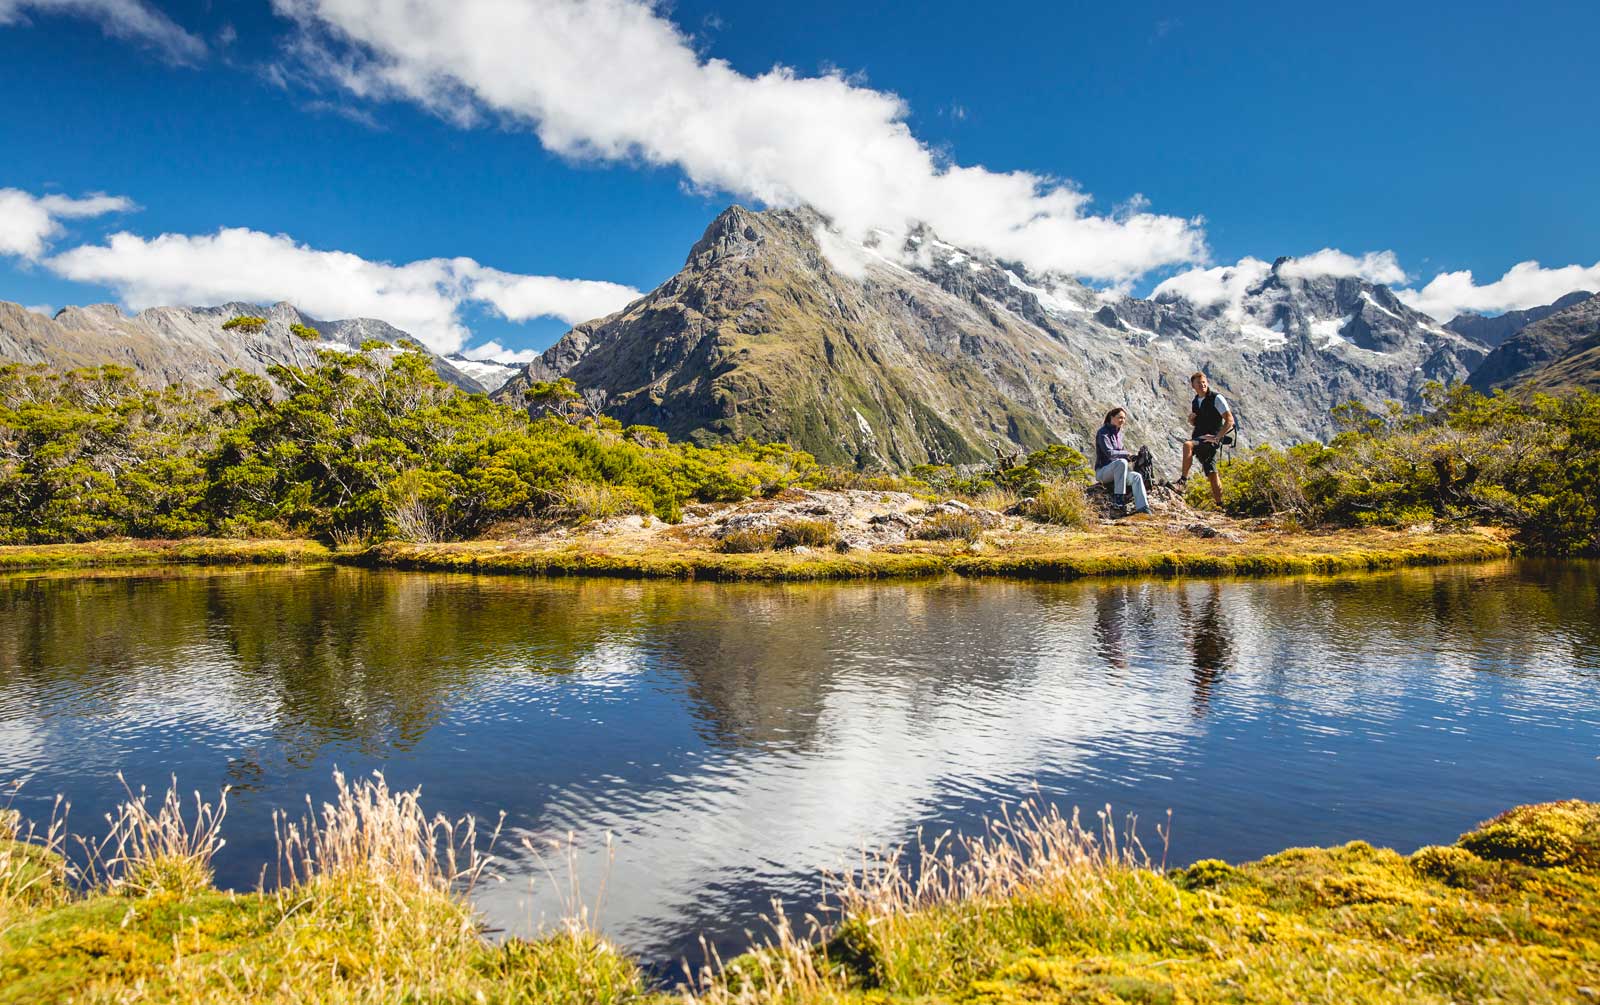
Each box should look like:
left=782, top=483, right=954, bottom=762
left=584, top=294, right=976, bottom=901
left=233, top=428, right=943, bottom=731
left=1093, top=407, right=1150, bottom=515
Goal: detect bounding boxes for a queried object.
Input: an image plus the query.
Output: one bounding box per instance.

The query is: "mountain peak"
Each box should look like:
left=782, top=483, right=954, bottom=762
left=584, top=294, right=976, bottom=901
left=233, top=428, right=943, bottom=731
left=687, top=204, right=771, bottom=265
left=54, top=303, right=127, bottom=326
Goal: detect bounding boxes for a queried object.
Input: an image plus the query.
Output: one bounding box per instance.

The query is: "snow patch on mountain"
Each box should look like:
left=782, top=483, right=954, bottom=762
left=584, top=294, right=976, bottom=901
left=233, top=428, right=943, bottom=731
left=445, top=353, right=520, bottom=390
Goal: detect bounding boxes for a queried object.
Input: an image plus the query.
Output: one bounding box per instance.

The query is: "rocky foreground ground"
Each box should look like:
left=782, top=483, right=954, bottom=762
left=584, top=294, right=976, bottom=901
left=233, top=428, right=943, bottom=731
left=518, top=485, right=1240, bottom=553
left=355, top=485, right=1507, bottom=583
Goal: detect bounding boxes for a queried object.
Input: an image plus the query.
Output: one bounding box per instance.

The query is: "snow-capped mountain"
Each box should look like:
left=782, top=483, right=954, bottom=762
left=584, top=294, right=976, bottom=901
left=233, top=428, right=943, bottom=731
left=444, top=353, right=521, bottom=393
left=497, top=205, right=1492, bottom=468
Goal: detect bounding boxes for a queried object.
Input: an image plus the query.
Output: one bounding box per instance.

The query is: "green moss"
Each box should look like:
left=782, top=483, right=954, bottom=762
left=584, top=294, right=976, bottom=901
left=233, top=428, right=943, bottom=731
left=1458, top=800, right=1600, bottom=871
left=0, top=839, right=68, bottom=910
left=1171, top=858, right=1238, bottom=891
left=1408, top=844, right=1485, bottom=886
left=474, top=934, right=644, bottom=1005
left=0, top=890, right=280, bottom=1003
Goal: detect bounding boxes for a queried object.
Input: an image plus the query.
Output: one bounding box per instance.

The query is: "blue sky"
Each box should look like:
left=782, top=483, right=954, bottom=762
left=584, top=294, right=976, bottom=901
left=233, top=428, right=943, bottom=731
left=2, top=0, right=1597, bottom=358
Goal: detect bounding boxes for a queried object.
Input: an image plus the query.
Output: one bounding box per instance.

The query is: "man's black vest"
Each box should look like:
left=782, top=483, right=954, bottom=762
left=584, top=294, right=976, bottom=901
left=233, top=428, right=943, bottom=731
left=1192, top=391, right=1226, bottom=438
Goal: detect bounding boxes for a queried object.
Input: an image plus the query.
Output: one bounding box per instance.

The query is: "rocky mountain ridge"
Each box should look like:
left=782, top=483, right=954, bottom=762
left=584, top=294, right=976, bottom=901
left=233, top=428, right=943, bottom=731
left=1468, top=292, right=1600, bottom=393
left=498, top=205, right=1494, bottom=468
left=0, top=300, right=492, bottom=393
left=1446, top=291, right=1593, bottom=348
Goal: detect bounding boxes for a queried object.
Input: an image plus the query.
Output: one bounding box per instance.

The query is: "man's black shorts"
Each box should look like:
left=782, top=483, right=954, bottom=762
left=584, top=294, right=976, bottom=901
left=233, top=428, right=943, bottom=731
left=1192, top=440, right=1219, bottom=475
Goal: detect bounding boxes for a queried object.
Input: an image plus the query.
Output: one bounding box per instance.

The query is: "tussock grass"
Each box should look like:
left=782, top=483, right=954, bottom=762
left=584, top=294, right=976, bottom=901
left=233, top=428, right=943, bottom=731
left=0, top=791, right=69, bottom=920
left=1016, top=478, right=1093, bottom=528
left=774, top=519, right=839, bottom=549
left=551, top=480, right=654, bottom=523
left=912, top=510, right=986, bottom=543
left=960, top=487, right=1019, bottom=513
left=0, top=772, right=642, bottom=1005
left=719, top=527, right=780, bottom=553
left=88, top=774, right=227, bottom=897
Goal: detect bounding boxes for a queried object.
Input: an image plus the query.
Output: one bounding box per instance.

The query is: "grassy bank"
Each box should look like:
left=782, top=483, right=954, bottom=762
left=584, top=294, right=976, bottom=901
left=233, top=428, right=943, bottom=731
left=0, top=527, right=1511, bottom=583
left=2, top=779, right=1596, bottom=1004
left=356, top=526, right=1511, bottom=583
left=0, top=538, right=333, bottom=572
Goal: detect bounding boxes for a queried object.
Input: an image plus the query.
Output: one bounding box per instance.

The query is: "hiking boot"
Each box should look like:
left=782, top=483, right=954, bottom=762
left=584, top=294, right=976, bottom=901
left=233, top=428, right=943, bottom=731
left=1112, top=493, right=1126, bottom=508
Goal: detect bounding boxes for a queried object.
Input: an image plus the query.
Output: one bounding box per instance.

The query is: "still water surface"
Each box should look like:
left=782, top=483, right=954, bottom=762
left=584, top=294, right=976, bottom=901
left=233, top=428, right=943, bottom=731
left=1, top=561, right=1597, bottom=967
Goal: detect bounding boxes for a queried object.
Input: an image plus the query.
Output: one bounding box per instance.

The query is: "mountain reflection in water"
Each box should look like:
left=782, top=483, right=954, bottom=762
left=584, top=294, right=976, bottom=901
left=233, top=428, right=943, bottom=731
left=1, top=561, right=1597, bottom=967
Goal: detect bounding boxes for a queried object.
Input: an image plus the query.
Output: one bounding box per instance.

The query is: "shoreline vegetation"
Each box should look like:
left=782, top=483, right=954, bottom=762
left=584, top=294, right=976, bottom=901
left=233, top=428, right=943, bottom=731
left=0, top=526, right=1510, bottom=581
left=0, top=538, right=333, bottom=572
left=354, top=525, right=1511, bottom=582
left=1, top=351, right=1592, bottom=585
left=2, top=775, right=1596, bottom=1004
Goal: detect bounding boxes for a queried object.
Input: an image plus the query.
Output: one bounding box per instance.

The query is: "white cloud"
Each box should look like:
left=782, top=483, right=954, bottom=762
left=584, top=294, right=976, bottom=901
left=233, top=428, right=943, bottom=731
left=1277, top=248, right=1405, bottom=286
left=24, top=303, right=55, bottom=317
left=46, top=226, right=640, bottom=354
left=0, top=188, right=133, bottom=259
left=0, top=0, right=205, bottom=61
left=467, top=267, right=639, bottom=325
left=270, top=0, right=1206, bottom=283
left=1152, top=257, right=1270, bottom=320
left=460, top=340, right=540, bottom=364
left=1153, top=249, right=1407, bottom=322
left=1396, top=260, right=1600, bottom=321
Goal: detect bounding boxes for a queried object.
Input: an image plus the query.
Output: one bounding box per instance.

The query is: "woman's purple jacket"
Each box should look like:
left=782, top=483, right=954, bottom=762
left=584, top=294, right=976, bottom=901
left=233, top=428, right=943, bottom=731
left=1094, top=423, right=1133, bottom=470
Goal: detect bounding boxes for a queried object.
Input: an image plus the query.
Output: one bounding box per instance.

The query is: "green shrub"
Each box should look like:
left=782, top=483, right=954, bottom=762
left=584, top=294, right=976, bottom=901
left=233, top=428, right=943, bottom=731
left=1173, top=858, right=1239, bottom=891
left=1201, top=384, right=1600, bottom=553
left=1457, top=800, right=1600, bottom=872
left=1408, top=845, right=1483, bottom=887
left=0, top=352, right=818, bottom=545
left=220, top=315, right=267, bottom=333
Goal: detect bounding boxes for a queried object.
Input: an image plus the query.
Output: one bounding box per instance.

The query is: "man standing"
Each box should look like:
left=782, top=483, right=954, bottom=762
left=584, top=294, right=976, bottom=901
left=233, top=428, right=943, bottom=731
left=1177, top=371, right=1234, bottom=506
